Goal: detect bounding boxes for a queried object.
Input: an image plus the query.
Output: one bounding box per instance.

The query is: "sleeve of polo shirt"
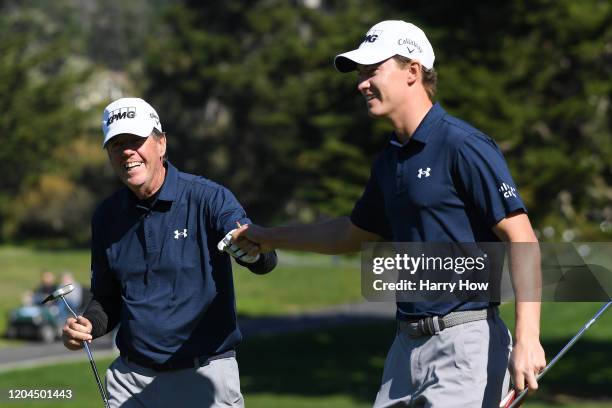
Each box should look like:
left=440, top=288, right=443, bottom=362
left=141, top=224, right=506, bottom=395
left=350, top=165, right=393, bottom=240
left=453, top=134, right=527, bottom=228
left=85, top=208, right=122, bottom=337
left=90, top=211, right=119, bottom=297
left=209, top=185, right=251, bottom=235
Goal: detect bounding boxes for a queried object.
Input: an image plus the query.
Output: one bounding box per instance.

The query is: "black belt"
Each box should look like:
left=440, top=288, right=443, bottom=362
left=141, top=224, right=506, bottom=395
left=122, top=350, right=235, bottom=372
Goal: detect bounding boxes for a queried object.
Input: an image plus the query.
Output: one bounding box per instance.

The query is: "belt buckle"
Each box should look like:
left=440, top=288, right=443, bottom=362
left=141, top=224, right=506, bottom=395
left=422, top=316, right=443, bottom=336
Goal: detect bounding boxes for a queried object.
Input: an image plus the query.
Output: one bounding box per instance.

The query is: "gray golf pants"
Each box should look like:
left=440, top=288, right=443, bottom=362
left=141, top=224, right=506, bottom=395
left=105, top=355, right=244, bottom=408
left=373, top=314, right=512, bottom=408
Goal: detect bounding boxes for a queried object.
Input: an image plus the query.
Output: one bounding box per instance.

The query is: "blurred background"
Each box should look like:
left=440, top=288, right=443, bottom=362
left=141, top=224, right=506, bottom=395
left=0, top=0, right=611, bottom=407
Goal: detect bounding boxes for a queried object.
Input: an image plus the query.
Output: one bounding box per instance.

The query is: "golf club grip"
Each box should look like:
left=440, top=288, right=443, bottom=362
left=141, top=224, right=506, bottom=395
left=507, top=389, right=527, bottom=408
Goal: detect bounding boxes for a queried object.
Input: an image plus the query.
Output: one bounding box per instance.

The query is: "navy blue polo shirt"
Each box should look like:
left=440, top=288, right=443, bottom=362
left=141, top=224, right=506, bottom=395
left=90, top=162, right=250, bottom=364
left=351, top=103, right=526, bottom=318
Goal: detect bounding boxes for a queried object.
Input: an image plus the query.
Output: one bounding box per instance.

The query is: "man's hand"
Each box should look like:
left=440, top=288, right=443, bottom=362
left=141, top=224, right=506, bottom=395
left=510, top=337, right=546, bottom=392
left=230, top=217, right=379, bottom=255
left=231, top=223, right=275, bottom=253
left=62, top=316, right=93, bottom=351
left=218, top=222, right=264, bottom=263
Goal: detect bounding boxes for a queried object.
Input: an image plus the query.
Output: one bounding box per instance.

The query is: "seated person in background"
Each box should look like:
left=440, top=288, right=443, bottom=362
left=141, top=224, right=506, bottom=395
left=32, top=270, right=58, bottom=305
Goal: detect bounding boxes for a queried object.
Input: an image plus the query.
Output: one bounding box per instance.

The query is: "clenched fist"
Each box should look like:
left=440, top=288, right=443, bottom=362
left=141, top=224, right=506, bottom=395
left=62, top=316, right=93, bottom=350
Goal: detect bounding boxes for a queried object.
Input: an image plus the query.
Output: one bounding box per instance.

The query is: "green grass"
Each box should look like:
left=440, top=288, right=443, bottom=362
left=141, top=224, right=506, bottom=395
left=0, top=322, right=390, bottom=408
left=0, top=246, right=362, bottom=345
left=0, top=303, right=610, bottom=407
left=0, top=246, right=91, bottom=345
left=1, top=245, right=610, bottom=407
left=235, top=253, right=361, bottom=315
left=501, top=302, right=612, bottom=403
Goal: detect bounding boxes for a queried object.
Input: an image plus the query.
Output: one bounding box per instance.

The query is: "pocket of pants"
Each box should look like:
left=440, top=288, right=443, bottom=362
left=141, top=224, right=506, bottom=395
left=455, top=321, right=489, bottom=371
left=220, top=358, right=243, bottom=405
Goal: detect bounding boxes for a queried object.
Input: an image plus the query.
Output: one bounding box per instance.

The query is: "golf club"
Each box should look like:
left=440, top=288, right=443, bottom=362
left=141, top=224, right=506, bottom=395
left=500, top=300, right=611, bottom=408
left=42, top=284, right=110, bottom=408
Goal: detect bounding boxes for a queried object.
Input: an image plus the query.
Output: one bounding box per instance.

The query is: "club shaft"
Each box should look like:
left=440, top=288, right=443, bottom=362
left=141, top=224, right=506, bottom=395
left=60, top=296, right=79, bottom=320
left=61, top=296, right=110, bottom=407
left=540, top=301, right=610, bottom=378
left=85, top=342, right=110, bottom=407
left=508, top=301, right=611, bottom=408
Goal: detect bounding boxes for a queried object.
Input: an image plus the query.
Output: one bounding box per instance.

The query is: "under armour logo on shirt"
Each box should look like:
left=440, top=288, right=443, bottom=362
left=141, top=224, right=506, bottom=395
left=498, top=183, right=517, bottom=199
left=174, top=229, right=188, bottom=239
left=417, top=167, right=431, bottom=178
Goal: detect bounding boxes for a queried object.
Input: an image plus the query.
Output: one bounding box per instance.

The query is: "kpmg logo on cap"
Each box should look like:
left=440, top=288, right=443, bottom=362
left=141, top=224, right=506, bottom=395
left=107, top=107, right=136, bottom=126
left=362, top=30, right=382, bottom=44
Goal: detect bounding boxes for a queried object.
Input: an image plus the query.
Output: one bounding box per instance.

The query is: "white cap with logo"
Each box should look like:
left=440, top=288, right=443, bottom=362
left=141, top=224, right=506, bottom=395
left=101, top=97, right=163, bottom=148
left=334, top=20, right=435, bottom=73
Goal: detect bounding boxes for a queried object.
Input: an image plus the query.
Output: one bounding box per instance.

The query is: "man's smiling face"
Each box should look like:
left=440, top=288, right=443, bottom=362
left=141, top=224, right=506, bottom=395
left=106, top=132, right=166, bottom=198
left=356, top=58, right=411, bottom=118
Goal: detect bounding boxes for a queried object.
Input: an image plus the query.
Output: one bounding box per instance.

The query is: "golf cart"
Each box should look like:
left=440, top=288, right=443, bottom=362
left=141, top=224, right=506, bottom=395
left=5, top=304, right=64, bottom=343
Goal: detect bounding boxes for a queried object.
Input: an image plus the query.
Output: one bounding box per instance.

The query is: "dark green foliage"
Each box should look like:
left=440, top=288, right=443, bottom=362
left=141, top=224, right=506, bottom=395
left=141, top=1, right=386, bottom=222
left=1, top=0, right=611, bottom=243
left=0, top=1, right=99, bottom=245
left=141, top=0, right=611, bottom=239
left=432, top=0, right=612, bottom=239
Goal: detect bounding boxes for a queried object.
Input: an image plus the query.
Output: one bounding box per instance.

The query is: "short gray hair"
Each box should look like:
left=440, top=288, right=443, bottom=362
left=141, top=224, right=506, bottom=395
left=151, top=128, right=168, bottom=161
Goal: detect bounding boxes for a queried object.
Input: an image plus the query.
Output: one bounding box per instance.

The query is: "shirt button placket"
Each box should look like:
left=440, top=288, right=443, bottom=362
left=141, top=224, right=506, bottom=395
left=396, top=164, right=404, bottom=193
left=144, top=215, right=157, bottom=253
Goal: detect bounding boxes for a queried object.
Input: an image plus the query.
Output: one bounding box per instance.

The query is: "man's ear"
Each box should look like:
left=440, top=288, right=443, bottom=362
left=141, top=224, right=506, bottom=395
left=406, top=61, right=421, bottom=86
left=158, top=134, right=167, bottom=159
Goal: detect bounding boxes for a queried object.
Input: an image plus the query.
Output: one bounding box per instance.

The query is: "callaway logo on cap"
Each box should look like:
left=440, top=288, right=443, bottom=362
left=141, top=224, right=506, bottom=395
left=101, top=97, right=163, bottom=148
left=334, top=20, right=435, bottom=72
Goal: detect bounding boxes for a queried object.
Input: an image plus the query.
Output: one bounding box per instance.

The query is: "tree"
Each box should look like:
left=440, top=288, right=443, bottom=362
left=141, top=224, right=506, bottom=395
left=2, top=0, right=610, bottom=243
left=142, top=0, right=611, bottom=240
left=0, top=2, right=100, bottom=244
left=142, top=0, right=387, bottom=222
left=398, top=0, right=612, bottom=239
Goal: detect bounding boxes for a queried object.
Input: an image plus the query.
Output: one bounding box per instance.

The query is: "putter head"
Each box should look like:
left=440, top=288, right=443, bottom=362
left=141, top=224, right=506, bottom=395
left=40, top=284, right=75, bottom=304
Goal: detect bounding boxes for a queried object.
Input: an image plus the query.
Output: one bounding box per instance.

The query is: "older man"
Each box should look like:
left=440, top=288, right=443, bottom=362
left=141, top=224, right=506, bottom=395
left=62, top=97, right=276, bottom=408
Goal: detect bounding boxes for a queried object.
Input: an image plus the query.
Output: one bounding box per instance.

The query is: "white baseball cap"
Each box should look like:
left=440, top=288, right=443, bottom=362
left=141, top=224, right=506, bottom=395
left=101, top=97, right=162, bottom=147
left=334, top=20, right=435, bottom=73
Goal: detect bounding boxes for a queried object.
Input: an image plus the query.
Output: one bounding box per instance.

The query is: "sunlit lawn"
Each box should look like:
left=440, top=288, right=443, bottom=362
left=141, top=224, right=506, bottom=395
left=0, top=303, right=610, bottom=407
left=0, top=246, right=362, bottom=345
left=1, top=245, right=610, bottom=406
